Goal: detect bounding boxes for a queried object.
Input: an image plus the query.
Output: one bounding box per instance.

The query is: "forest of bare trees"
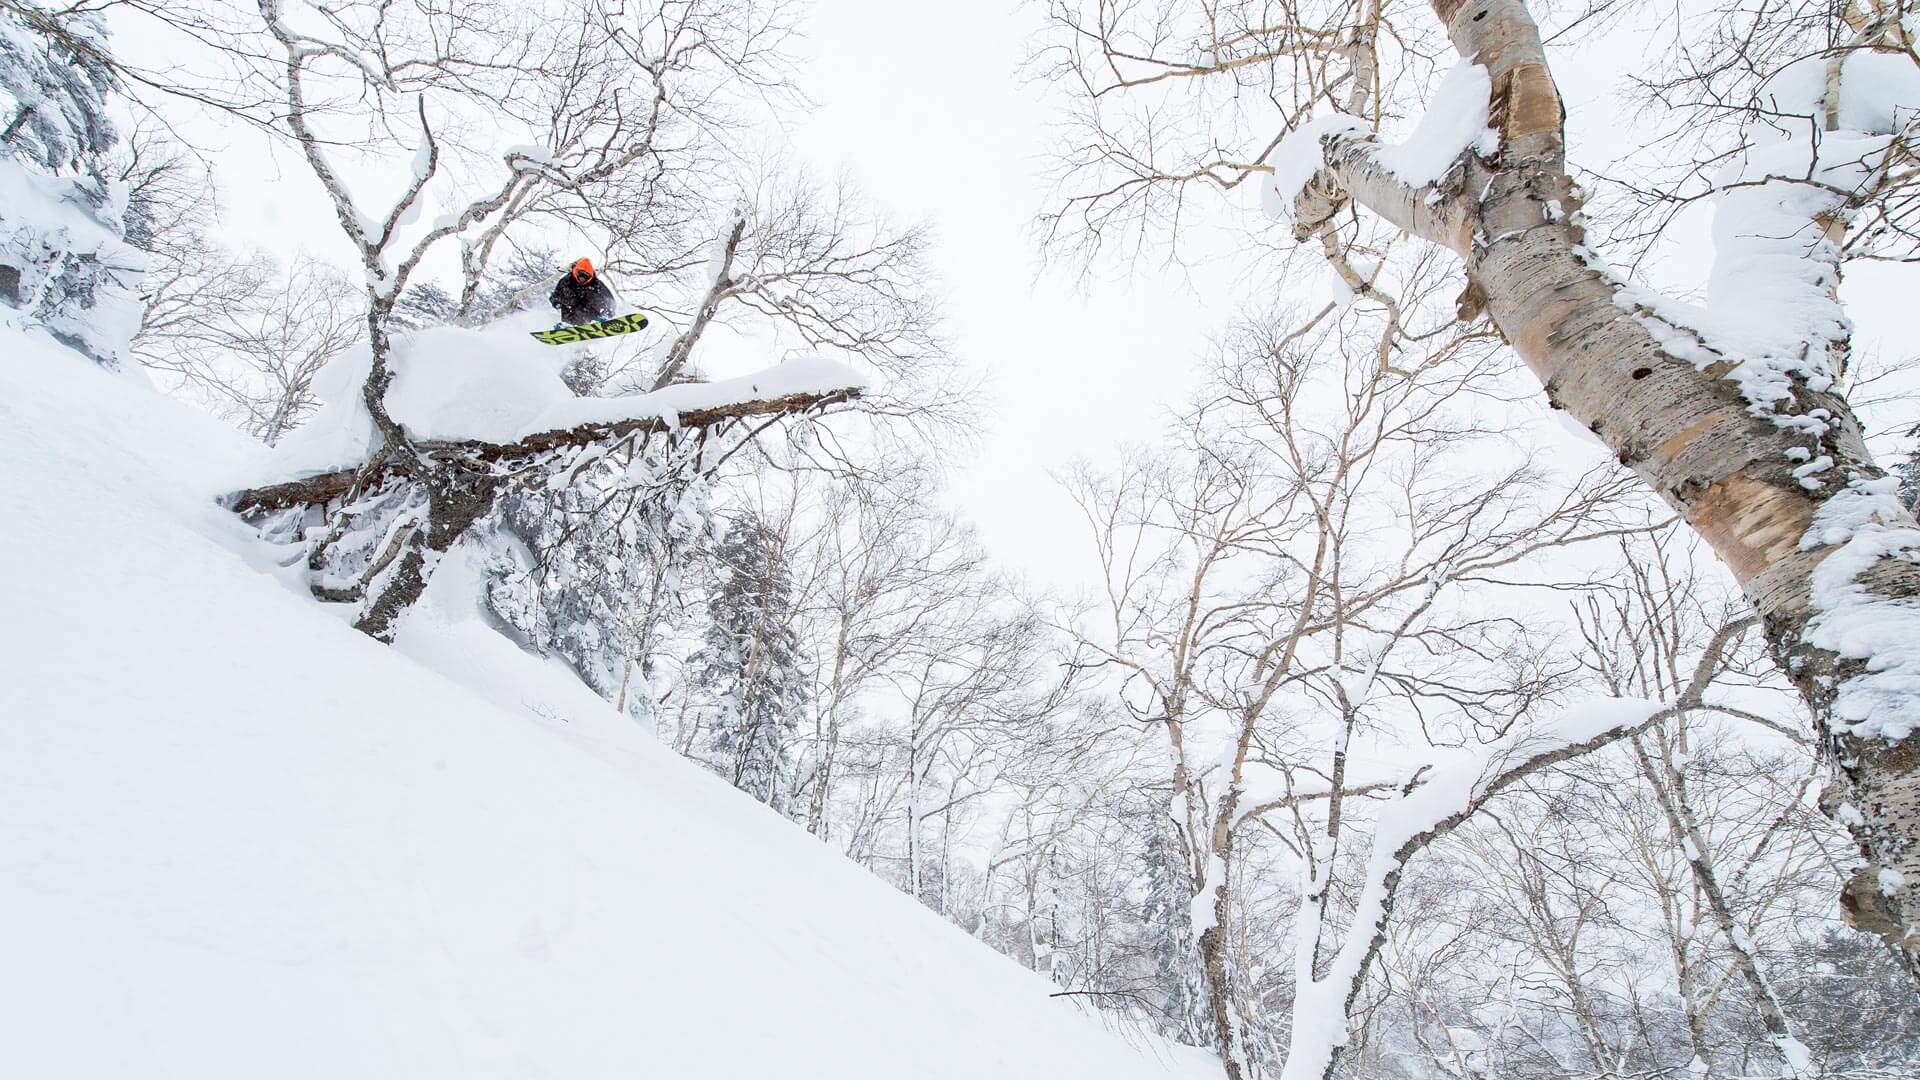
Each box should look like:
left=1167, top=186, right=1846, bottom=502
left=623, top=306, right=1920, bottom=1078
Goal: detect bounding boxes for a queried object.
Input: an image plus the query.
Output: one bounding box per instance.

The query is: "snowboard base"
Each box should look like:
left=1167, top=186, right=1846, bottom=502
left=531, top=312, right=649, bottom=346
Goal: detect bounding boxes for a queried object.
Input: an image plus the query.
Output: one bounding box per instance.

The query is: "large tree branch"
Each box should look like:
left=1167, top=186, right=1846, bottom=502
left=1279, top=614, right=1753, bottom=1080
left=229, top=386, right=860, bottom=512
left=651, top=215, right=747, bottom=390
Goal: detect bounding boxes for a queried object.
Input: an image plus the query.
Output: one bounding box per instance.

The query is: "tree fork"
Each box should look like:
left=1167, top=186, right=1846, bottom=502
left=353, top=462, right=503, bottom=642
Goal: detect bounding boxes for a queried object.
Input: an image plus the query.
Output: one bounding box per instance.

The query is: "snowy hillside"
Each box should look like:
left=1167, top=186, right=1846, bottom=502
left=0, top=328, right=1214, bottom=1080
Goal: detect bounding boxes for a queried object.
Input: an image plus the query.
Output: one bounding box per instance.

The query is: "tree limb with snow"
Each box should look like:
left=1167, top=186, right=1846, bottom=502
left=1059, top=296, right=1655, bottom=1077
left=1276, top=611, right=1756, bottom=1080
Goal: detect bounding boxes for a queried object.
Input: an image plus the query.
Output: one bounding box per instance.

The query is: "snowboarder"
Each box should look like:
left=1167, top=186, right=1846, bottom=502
left=549, top=257, right=617, bottom=326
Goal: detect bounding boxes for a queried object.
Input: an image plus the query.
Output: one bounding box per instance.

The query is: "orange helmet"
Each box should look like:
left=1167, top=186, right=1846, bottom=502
left=571, top=257, right=595, bottom=281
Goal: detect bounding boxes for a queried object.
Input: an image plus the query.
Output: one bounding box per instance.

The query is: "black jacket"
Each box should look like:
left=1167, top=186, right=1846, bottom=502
left=550, top=272, right=616, bottom=325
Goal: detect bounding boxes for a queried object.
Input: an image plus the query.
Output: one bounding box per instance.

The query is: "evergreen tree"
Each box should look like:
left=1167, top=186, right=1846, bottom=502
left=1, top=3, right=143, bottom=367
left=1899, top=420, right=1918, bottom=511
left=1138, top=804, right=1212, bottom=1047
left=688, top=514, right=810, bottom=812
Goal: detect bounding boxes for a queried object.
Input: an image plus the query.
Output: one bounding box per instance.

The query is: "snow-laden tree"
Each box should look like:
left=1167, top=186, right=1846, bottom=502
left=1139, top=800, right=1215, bottom=1048
left=67, top=0, right=943, bottom=656
left=1038, top=0, right=1920, bottom=967
left=1061, top=279, right=1661, bottom=1077
left=483, top=431, right=718, bottom=726
left=1049, top=349, right=1908, bottom=1079
left=688, top=512, right=811, bottom=810
left=0, top=1, right=142, bottom=368
left=0, top=1, right=113, bottom=171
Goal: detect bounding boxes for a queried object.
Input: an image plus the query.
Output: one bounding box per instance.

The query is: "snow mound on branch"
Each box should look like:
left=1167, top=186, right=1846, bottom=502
left=1604, top=137, right=1875, bottom=424
left=271, top=312, right=867, bottom=477
left=1367, top=61, right=1500, bottom=186
left=1605, top=49, right=1918, bottom=433
left=1762, top=51, right=1920, bottom=138
left=1261, top=115, right=1371, bottom=219
left=0, top=327, right=1210, bottom=1079
left=273, top=316, right=559, bottom=472
left=1260, top=61, right=1498, bottom=222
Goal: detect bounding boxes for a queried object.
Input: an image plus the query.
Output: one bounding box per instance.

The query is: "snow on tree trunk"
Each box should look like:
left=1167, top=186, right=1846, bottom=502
left=1285, top=0, right=1920, bottom=967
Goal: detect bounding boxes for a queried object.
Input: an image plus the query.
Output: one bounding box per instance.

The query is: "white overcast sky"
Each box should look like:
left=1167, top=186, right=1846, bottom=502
left=779, top=0, right=1229, bottom=587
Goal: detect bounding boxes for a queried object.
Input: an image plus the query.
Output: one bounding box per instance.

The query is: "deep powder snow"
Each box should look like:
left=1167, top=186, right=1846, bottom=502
left=0, top=328, right=1212, bottom=1080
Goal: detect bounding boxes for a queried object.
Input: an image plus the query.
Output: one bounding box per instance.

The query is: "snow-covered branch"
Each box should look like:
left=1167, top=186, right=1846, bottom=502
left=230, top=373, right=863, bottom=514
left=1278, top=610, right=1756, bottom=1080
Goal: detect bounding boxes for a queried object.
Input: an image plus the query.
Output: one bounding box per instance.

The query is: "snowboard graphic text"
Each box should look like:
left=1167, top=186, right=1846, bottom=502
left=530, top=312, right=650, bottom=346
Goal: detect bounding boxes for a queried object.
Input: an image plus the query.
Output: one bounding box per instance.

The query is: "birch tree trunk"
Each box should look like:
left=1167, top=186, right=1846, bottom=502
left=1295, top=0, right=1920, bottom=965
left=1195, top=808, right=1247, bottom=1079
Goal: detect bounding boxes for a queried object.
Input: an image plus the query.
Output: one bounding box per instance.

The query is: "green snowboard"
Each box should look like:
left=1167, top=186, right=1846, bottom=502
left=530, top=312, right=649, bottom=345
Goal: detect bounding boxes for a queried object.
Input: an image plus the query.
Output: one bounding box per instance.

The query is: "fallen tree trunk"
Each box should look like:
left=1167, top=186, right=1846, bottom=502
left=229, top=387, right=862, bottom=514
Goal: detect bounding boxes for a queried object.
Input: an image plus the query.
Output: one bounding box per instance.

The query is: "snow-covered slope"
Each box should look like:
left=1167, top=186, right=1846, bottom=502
left=0, top=328, right=1214, bottom=1080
